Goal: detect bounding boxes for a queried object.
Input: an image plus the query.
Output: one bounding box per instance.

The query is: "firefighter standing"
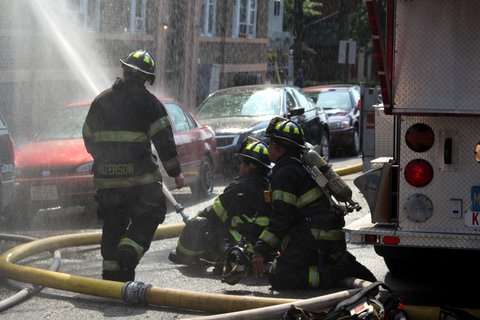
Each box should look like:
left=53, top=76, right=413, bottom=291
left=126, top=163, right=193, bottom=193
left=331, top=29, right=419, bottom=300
left=169, top=137, right=272, bottom=269
left=251, top=117, right=376, bottom=289
left=82, top=50, right=184, bottom=282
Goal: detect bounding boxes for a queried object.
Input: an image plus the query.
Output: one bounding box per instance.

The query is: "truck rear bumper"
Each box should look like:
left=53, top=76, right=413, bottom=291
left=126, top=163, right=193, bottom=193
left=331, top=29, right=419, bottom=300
left=344, top=215, right=480, bottom=250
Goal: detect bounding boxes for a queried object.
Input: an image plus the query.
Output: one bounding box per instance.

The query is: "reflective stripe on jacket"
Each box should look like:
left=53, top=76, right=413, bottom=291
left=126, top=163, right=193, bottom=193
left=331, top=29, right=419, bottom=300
left=83, top=78, right=181, bottom=189
left=255, top=153, right=345, bottom=256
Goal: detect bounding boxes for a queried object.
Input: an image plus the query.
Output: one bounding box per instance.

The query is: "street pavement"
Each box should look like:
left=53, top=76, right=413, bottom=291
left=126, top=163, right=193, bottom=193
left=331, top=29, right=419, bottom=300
left=0, top=155, right=478, bottom=319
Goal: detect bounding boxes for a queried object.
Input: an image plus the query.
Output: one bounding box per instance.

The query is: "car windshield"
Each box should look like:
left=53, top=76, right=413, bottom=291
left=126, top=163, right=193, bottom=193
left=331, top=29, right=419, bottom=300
left=196, top=88, right=281, bottom=119
left=35, top=106, right=89, bottom=141
left=313, top=90, right=351, bottom=111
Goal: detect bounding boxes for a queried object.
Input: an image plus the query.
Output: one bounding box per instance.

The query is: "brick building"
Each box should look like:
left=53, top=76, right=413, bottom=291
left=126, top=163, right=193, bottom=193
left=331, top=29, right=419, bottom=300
left=0, top=0, right=276, bottom=142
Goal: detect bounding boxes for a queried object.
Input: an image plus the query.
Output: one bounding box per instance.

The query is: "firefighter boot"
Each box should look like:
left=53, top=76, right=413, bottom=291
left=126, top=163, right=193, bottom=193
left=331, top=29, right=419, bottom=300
left=119, top=268, right=135, bottom=282
left=102, top=270, right=122, bottom=282
left=168, top=249, right=201, bottom=265
left=331, top=251, right=377, bottom=283
left=117, top=245, right=139, bottom=270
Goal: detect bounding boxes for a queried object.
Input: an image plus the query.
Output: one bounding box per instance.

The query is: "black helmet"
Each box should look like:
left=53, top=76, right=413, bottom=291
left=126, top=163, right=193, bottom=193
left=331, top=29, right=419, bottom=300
left=120, top=50, right=156, bottom=84
left=237, top=137, right=271, bottom=168
left=221, top=245, right=251, bottom=285
left=265, top=117, right=305, bottom=148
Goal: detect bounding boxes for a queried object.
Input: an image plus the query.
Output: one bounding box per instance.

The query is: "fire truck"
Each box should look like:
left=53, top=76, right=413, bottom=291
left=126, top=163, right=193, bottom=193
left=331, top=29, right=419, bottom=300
left=345, top=0, right=480, bottom=274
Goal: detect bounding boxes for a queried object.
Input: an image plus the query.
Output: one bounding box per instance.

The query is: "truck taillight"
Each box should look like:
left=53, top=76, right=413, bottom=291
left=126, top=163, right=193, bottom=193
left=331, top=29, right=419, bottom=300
left=404, top=159, right=433, bottom=187
left=382, top=236, right=400, bottom=245
left=405, top=123, right=434, bottom=152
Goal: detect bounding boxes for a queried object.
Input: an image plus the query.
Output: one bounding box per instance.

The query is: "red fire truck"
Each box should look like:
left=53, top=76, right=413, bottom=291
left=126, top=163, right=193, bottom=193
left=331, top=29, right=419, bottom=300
left=346, top=0, right=480, bottom=274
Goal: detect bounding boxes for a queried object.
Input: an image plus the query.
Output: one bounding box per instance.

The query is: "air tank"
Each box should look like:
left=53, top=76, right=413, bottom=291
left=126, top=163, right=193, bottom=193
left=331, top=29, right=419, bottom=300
left=302, top=147, right=360, bottom=211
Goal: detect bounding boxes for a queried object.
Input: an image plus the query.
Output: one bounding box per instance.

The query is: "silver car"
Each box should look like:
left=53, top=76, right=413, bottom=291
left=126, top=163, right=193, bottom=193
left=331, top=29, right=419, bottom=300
left=196, top=84, right=330, bottom=177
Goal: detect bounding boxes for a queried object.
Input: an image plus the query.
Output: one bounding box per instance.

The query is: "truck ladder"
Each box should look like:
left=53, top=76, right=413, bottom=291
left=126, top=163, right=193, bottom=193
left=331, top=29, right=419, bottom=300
left=365, top=0, right=393, bottom=113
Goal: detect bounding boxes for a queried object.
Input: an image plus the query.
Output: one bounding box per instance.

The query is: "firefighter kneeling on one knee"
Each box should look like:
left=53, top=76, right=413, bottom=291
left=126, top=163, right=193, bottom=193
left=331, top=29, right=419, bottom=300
left=251, top=117, right=377, bottom=290
left=169, top=137, right=276, bottom=283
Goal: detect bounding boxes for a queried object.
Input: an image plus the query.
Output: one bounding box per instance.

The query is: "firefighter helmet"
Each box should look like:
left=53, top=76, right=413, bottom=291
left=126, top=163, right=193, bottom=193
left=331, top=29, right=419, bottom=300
left=265, top=117, right=305, bottom=148
left=120, top=50, right=156, bottom=84
left=237, top=137, right=271, bottom=168
left=221, top=245, right=251, bottom=285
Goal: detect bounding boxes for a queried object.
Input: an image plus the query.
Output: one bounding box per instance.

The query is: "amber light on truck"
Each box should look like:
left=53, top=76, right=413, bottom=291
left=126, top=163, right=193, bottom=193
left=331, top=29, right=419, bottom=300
left=404, top=159, right=433, bottom=187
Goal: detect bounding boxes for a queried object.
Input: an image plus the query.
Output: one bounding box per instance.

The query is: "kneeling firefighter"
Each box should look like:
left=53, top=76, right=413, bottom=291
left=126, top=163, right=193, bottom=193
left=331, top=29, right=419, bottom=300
left=169, top=137, right=275, bottom=280
left=251, top=117, right=376, bottom=290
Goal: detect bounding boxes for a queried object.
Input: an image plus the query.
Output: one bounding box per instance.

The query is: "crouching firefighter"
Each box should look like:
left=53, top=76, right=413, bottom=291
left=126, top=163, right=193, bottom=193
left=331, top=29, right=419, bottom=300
left=169, top=137, right=275, bottom=280
left=251, top=117, right=376, bottom=290
left=82, top=50, right=185, bottom=282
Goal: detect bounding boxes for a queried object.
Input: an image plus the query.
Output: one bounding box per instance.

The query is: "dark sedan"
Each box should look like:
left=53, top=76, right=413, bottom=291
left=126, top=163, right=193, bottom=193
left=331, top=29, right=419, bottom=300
left=303, top=84, right=361, bottom=156
left=195, top=84, right=330, bottom=177
left=0, top=112, right=16, bottom=222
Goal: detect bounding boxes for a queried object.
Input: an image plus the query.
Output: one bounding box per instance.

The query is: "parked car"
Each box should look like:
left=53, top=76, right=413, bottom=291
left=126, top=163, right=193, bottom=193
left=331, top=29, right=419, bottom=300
left=0, top=112, right=17, bottom=222
left=303, top=84, right=361, bottom=156
left=195, top=84, right=330, bottom=177
left=13, top=97, right=218, bottom=224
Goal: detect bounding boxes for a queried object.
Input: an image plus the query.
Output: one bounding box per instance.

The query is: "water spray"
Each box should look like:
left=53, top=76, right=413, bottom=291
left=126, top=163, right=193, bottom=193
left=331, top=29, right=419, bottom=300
left=29, top=0, right=111, bottom=97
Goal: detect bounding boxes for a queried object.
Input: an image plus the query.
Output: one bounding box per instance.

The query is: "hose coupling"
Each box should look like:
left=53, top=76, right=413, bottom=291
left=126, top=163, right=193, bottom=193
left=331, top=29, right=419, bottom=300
left=121, top=281, right=152, bottom=305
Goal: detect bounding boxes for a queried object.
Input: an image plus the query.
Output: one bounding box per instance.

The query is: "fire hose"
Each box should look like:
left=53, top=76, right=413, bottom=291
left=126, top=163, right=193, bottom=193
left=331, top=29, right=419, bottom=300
left=162, top=182, right=190, bottom=222
left=1, top=163, right=474, bottom=318
left=0, top=163, right=380, bottom=316
left=0, top=234, right=61, bottom=311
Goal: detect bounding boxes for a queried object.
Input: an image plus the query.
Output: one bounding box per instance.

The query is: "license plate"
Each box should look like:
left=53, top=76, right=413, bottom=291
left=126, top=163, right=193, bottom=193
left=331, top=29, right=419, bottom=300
left=30, top=185, right=58, bottom=201
left=465, top=211, right=480, bottom=228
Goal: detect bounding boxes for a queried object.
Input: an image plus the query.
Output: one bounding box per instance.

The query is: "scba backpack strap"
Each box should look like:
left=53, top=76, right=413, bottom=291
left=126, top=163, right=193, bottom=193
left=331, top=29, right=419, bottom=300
left=282, top=281, right=408, bottom=320
left=325, top=281, right=408, bottom=320
left=282, top=305, right=329, bottom=320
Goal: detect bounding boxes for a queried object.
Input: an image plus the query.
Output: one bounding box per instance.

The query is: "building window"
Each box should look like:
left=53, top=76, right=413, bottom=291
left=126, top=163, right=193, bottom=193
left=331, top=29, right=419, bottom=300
left=201, top=0, right=217, bottom=36
left=128, top=0, right=147, bottom=34
left=233, top=0, right=257, bottom=38
left=274, top=0, right=281, bottom=16
left=63, top=0, right=100, bottom=32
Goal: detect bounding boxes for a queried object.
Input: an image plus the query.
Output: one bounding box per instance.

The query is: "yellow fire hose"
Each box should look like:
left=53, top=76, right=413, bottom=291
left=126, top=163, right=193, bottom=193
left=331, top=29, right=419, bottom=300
left=3, top=163, right=477, bottom=318
left=0, top=224, right=299, bottom=313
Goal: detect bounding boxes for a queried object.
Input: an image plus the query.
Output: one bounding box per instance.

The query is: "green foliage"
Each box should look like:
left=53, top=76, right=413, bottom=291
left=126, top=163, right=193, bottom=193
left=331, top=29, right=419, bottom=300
left=349, top=0, right=386, bottom=47
left=349, top=2, right=371, bottom=47
left=283, top=0, right=322, bottom=32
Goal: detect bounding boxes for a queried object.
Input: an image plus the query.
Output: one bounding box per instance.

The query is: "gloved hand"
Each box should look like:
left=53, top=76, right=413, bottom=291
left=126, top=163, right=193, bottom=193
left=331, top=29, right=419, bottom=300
left=251, top=254, right=265, bottom=278
left=175, top=173, right=185, bottom=189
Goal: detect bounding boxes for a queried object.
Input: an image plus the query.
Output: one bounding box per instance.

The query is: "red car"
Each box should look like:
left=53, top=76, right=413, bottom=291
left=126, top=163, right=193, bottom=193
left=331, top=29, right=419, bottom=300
left=13, top=97, right=218, bottom=224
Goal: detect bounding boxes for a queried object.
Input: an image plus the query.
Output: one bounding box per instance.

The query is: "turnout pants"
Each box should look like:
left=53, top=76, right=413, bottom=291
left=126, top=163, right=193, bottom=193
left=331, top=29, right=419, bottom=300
left=96, top=182, right=166, bottom=282
left=268, top=235, right=375, bottom=290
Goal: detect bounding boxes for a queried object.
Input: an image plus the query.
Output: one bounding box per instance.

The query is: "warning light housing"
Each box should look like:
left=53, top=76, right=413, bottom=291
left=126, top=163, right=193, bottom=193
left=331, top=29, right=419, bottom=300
left=405, top=123, right=434, bottom=152
left=404, top=159, right=434, bottom=187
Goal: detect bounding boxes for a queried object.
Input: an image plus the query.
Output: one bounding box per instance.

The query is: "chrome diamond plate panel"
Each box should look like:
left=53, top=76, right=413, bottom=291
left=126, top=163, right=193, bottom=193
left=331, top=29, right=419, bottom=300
left=393, top=1, right=480, bottom=114
left=374, top=105, right=393, bottom=158
left=398, top=116, right=480, bottom=247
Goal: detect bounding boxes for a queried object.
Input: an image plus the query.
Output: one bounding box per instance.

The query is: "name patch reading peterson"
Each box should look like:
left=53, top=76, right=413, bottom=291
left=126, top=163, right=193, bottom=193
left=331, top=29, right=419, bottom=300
left=98, top=163, right=134, bottom=176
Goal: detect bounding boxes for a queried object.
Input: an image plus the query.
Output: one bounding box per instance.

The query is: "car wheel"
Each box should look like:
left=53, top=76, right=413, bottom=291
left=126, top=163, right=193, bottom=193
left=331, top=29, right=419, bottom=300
left=347, top=127, right=360, bottom=156
left=191, top=156, right=214, bottom=199
left=314, top=130, right=330, bottom=162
